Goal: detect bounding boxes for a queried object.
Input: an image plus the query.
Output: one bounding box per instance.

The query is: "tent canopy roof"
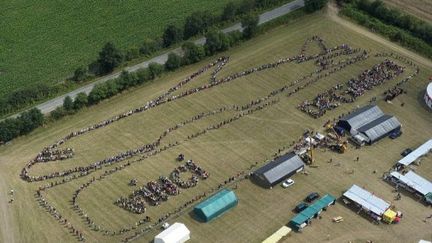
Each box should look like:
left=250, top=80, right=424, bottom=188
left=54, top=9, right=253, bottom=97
left=343, top=184, right=390, bottom=215
left=397, top=139, right=432, bottom=166
left=290, top=194, right=336, bottom=225
left=154, top=222, right=190, bottom=243
left=254, top=152, right=304, bottom=186
left=390, top=171, right=432, bottom=196
left=194, top=189, right=238, bottom=222
left=358, top=115, right=401, bottom=142
left=262, top=226, right=292, bottom=243
left=339, top=105, right=384, bottom=131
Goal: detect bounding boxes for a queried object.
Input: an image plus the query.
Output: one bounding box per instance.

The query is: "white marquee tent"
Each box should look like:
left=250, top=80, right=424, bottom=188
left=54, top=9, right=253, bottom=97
left=343, top=184, right=390, bottom=216
left=154, top=223, right=190, bottom=243
left=397, top=139, right=432, bottom=166
left=390, top=171, right=432, bottom=196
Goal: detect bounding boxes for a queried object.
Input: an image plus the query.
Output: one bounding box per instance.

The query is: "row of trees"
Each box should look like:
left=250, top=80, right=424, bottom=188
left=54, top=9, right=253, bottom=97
left=0, top=84, right=58, bottom=117
left=50, top=15, right=259, bottom=121
left=71, top=8, right=261, bottom=81
left=304, top=0, right=328, bottom=13
left=51, top=61, right=166, bottom=120
left=161, top=0, right=283, bottom=48
left=340, top=3, right=432, bottom=58
left=74, top=0, right=292, bottom=78
left=0, top=108, right=44, bottom=143
left=354, top=0, right=432, bottom=45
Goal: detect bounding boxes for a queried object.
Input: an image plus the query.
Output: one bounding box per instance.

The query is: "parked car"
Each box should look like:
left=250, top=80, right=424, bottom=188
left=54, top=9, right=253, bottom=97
left=281, top=178, right=295, bottom=188
left=305, top=192, right=320, bottom=202
left=389, top=130, right=402, bottom=139
left=294, top=202, right=308, bottom=213
left=401, top=148, right=413, bottom=157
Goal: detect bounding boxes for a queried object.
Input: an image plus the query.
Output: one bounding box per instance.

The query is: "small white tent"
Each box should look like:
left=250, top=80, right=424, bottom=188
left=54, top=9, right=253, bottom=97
left=154, top=222, right=190, bottom=243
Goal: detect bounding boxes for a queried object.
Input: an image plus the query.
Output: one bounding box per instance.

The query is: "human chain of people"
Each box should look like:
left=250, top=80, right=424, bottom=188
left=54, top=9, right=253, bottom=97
left=20, top=37, right=420, bottom=242
left=21, top=36, right=363, bottom=183
left=27, top=37, right=371, bottom=241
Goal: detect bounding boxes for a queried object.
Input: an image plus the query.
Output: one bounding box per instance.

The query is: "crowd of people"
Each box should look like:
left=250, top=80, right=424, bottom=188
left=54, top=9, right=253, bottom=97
left=298, top=59, right=405, bottom=118
left=37, top=188, right=85, bottom=241
left=375, top=52, right=420, bottom=101
left=124, top=132, right=324, bottom=242
left=35, top=147, right=74, bottom=162
left=22, top=36, right=425, bottom=242
left=347, top=60, right=404, bottom=97
left=28, top=36, right=366, bottom=241
left=21, top=35, right=362, bottom=183
left=299, top=35, right=328, bottom=57
left=384, top=87, right=405, bottom=101
left=170, top=160, right=209, bottom=188
left=20, top=56, right=229, bottom=182
left=116, top=159, right=209, bottom=214
left=67, top=38, right=372, bottom=239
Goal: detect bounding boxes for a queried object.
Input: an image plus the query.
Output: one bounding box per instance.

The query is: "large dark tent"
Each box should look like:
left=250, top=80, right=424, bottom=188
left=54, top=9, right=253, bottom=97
left=337, top=104, right=402, bottom=145
left=357, top=114, right=401, bottom=144
left=193, top=189, right=238, bottom=222
left=252, top=152, right=305, bottom=188
left=337, top=105, right=384, bottom=133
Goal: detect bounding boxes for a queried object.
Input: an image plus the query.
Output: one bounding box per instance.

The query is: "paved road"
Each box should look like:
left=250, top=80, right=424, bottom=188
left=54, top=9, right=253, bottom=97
left=24, top=0, right=304, bottom=116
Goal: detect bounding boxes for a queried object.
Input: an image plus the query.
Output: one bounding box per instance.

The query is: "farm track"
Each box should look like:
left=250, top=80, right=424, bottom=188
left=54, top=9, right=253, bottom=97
left=327, top=3, right=432, bottom=69
left=0, top=176, right=15, bottom=243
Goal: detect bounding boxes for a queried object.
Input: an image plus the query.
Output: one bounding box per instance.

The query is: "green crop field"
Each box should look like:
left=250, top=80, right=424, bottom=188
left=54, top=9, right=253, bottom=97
left=0, top=0, right=242, bottom=98
left=1, top=10, right=432, bottom=243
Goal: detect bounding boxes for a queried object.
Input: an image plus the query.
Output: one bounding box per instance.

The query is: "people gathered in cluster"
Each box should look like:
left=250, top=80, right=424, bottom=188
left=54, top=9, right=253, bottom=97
left=116, top=159, right=208, bottom=214
left=298, top=59, right=407, bottom=118
left=35, top=147, right=74, bottom=162
left=21, top=35, right=362, bottom=183
left=26, top=36, right=369, bottom=241
left=21, top=36, right=422, bottom=242
left=384, top=87, right=405, bottom=101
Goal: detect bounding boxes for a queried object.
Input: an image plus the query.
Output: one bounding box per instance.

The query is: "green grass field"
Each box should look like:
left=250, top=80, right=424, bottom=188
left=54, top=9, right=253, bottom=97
left=0, top=0, right=242, bottom=98
left=0, top=10, right=432, bottom=243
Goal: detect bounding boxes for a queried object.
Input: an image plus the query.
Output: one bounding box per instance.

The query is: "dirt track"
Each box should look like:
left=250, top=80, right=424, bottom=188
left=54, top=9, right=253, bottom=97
left=0, top=176, right=15, bottom=243
left=327, top=3, right=432, bottom=69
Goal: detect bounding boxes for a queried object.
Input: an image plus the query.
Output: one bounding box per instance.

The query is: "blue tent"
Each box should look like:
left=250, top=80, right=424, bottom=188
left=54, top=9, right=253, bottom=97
left=290, top=194, right=336, bottom=231
left=193, top=189, right=238, bottom=222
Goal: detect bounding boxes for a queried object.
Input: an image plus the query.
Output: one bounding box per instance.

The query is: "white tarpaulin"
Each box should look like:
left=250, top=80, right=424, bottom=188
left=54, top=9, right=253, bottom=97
left=398, top=139, right=432, bottom=166
left=154, top=223, right=190, bottom=243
